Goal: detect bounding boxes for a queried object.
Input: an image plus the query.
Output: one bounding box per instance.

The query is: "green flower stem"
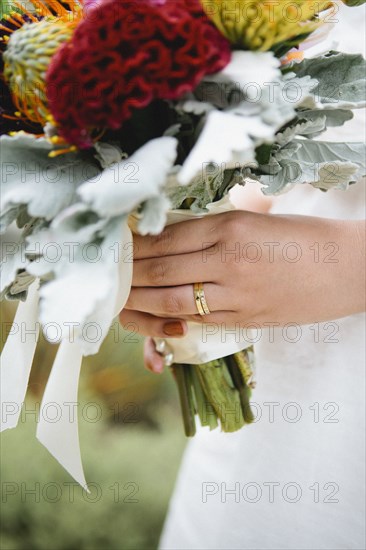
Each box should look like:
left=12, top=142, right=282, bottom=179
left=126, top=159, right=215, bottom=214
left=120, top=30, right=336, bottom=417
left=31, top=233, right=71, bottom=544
left=195, top=359, right=245, bottom=432
left=171, top=349, right=256, bottom=435
left=227, top=353, right=255, bottom=424
left=189, top=366, right=218, bottom=430
left=171, top=364, right=196, bottom=437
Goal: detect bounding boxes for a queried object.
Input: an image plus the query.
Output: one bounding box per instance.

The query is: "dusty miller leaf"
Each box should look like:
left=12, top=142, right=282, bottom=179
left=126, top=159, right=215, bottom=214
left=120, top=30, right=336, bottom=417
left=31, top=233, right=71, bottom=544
left=260, top=140, right=366, bottom=194
left=79, top=137, right=177, bottom=223
left=0, top=133, right=100, bottom=233
left=292, top=51, right=366, bottom=109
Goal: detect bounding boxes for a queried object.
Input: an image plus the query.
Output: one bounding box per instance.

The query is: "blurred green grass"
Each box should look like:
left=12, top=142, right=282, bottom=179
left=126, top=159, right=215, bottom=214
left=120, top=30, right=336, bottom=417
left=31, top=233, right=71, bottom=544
left=0, top=302, right=186, bottom=549
left=0, top=399, right=186, bottom=550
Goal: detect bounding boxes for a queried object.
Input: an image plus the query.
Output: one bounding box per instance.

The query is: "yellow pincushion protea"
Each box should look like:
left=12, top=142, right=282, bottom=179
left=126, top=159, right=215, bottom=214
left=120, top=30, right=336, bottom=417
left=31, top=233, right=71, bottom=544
left=201, top=0, right=334, bottom=52
left=1, top=1, right=82, bottom=128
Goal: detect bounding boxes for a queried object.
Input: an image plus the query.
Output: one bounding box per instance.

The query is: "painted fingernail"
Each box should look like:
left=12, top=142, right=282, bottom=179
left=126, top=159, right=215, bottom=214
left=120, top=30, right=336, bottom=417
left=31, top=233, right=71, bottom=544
left=163, top=321, right=184, bottom=337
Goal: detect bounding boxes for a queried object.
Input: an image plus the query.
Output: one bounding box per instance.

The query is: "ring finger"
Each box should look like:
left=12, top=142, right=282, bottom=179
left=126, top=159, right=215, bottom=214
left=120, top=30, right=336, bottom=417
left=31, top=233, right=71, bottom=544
left=125, top=283, right=234, bottom=317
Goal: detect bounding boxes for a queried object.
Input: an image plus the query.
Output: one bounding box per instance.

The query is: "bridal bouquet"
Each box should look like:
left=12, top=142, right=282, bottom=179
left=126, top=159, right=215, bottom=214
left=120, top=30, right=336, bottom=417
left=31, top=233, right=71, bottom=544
left=1, top=0, right=365, bottom=487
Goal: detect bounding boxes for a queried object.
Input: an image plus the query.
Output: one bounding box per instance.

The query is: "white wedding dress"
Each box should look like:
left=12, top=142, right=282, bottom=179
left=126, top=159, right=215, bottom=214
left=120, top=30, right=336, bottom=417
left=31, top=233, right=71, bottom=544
left=159, top=5, right=366, bottom=550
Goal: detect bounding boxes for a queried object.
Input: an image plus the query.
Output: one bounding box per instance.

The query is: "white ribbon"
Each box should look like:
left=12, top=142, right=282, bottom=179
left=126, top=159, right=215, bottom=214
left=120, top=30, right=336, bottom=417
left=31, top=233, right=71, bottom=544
left=1, top=220, right=133, bottom=489
left=0, top=280, right=40, bottom=431
left=36, top=339, right=87, bottom=489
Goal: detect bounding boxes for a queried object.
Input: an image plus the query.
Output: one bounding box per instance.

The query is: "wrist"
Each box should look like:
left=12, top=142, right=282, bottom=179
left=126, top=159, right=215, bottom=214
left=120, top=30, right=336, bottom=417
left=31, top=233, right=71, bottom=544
left=315, top=219, right=366, bottom=321
left=340, top=220, right=366, bottom=313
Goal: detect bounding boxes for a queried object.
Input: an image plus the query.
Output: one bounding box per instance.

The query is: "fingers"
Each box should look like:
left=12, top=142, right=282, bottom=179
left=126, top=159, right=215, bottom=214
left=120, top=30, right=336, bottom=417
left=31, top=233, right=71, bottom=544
left=125, top=283, right=230, bottom=316
left=144, top=337, right=164, bottom=374
left=133, top=216, right=220, bottom=260
left=132, top=248, right=219, bottom=287
left=119, top=308, right=188, bottom=338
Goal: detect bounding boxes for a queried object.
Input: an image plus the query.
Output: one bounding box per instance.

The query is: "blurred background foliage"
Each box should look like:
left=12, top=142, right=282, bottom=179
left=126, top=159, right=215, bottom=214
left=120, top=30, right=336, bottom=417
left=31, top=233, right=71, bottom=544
left=0, top=300, right=187, bottom=549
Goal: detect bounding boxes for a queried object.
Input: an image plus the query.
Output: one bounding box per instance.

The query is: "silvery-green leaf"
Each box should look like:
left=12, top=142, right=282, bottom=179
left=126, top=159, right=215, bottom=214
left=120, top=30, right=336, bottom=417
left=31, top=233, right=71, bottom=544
left=163, top=124, right=182, bottom=137
left=260, top=140, right=365, bottom=194
left=176, top=54, right=317, bottom=186
left=192, top=51, right=280, bottom=111
left=25, top=206, right=108, bottom=278
left=35, top=218, right=131, bottom=355
left=292, top=51, right=366, bottom=109
left=79, top=137, right=177, bottom=217
left=291, top=139, right=366, bottom=170
left=50, top=203, right=107, bottom=243
left=93, top=142, right=127, bottom=169
left=0, top=227, right=30, bottom=295
left=167, top=169, right=220, bottom=210
left=0, top=133, right=101, bottom=232
left=312, top=162, right=362, bottom=190
left=178, top=111, right=268, bottom=185
left=0, top=207, right=20, bottom=233
left=260, top=159, right=360, bottom=194
left=4, top=289, right=27, bottom=301
left=21, top=217, right=48, bottom=240
left=178, top=99, right=215, bottom=116
left=204, top=51, right=280, bottom=92
left=258, top=75, right=318, bottom=127
left=257, top=142, right=301, bottom=176
left=167, top=166, right=241, bottom=210
left=137, top=195, right=171, bottom=236
left=16, top=206, right=33, bottom=229
left=297, top=108, right=354, bottom=127
left=230, top=75, right=317, bottom=133
left=274, top=142, right=302, bottom=162
left=5, top=271, right=36, bottom=301
left=276, top=116, right=327, bottom=146
left=193, top=80, right=246, bottom=110
left=282, top=73, right=319, bottom=100
left=288, top=139, right=366, bottom=190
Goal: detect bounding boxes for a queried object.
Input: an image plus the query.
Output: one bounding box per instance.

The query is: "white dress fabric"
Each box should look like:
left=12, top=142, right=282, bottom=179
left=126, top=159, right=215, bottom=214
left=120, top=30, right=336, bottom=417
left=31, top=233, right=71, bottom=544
left=159, top=6, right=366, bottom=550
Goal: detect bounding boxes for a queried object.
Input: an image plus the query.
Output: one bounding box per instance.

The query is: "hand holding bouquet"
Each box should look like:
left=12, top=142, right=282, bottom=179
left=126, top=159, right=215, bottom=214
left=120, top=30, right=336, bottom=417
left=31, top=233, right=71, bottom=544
left=1, top=0, right=365, bottom=486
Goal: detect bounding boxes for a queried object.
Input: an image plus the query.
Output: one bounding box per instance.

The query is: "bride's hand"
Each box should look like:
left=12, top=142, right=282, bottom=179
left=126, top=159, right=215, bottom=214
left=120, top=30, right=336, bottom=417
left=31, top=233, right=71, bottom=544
left=119, top=211, right=365, bottom=344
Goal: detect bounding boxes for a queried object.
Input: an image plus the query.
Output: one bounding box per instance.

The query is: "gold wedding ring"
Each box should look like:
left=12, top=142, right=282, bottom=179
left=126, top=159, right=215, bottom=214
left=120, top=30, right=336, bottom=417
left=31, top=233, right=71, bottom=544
left=193, top=282, right=211, bottom=316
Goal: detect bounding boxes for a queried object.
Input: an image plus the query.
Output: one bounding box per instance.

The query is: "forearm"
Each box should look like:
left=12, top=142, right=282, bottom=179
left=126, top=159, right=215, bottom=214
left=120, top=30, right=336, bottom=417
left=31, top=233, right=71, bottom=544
left=319, top=219, right=365, bottom=320
left=259, top=216, right=366, bottom=325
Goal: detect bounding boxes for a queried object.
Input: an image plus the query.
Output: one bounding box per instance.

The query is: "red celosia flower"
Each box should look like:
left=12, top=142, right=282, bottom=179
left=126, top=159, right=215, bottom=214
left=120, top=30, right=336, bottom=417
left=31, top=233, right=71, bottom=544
left=46, top=0, right=231, bottom=148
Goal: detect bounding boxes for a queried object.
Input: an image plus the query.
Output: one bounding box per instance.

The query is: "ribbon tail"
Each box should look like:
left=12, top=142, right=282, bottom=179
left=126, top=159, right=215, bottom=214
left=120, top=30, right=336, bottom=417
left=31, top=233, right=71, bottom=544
left=0, top=281, right=40, bottom=431
left=36, top=339, right=88, bottom=492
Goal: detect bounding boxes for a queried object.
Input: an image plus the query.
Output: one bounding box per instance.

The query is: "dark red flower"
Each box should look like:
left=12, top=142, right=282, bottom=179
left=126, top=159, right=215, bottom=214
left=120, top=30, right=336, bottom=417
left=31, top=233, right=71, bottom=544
left=46, top=0, right=231, bottom=148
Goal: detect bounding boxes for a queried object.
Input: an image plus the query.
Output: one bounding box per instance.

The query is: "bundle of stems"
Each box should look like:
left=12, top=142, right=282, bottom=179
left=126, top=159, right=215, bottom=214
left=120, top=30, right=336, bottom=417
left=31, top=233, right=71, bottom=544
left=171, top=347, right=256, bottom=436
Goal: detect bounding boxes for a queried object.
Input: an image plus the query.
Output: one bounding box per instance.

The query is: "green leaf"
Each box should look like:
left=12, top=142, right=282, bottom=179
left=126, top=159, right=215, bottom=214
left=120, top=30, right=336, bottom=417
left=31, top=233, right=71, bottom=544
left=342, top=0, right=366, bottom=6
left=255, top=144, right=273, bottom=166
left=296, top=108, right=354, bottom=128
left=291, top=51, right=366, bottom=109
left=260, top=140, right=366, bottom=194
left=291, top=139, right=366, bottom=168
left=0, top=134, right=100, bottom=233
left=276, top=116, right=327, bottom=146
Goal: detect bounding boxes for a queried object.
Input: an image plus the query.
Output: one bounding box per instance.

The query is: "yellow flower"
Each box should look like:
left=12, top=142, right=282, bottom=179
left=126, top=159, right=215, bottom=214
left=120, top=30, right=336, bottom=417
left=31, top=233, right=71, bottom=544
left=201, top=0, right=334, bottom=52
left=1, top=1, right=82, bottom=126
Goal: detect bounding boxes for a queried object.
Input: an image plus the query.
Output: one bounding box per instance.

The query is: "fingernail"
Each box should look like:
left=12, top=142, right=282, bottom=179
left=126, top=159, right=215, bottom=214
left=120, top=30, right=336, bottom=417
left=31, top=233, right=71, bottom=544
left=146, top=360, right=163, bottom=374
left=163, top=321, right=184, bottom=337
